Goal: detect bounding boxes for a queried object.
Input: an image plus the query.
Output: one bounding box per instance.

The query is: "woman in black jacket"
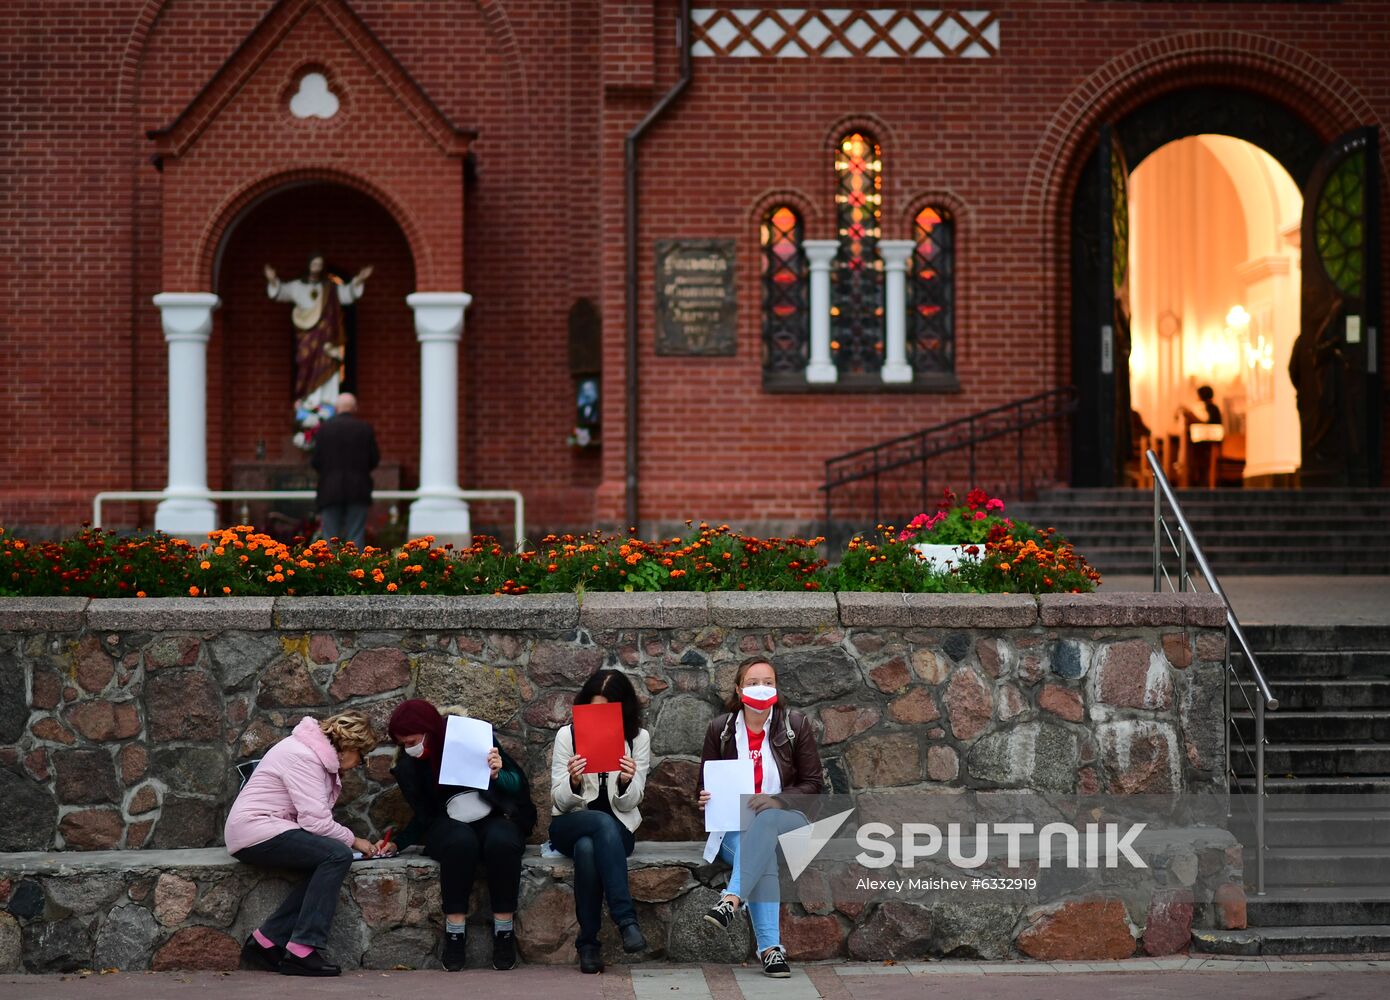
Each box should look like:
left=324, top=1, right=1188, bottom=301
left=383, top=699, right=537, bottom=972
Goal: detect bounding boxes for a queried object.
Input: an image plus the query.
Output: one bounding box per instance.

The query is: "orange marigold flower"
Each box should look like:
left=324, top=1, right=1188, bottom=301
left=222, top=586, right=231, bottom=595
left=200, top=560, right=211, bottom=570
left=625, top=553, right=641, bottom=565
left=387, top=582, right=398, bottom=592
left=547, top=564, right=559, bottom=573
left=136, top=590, right=147, bottom=598
left=188, top=586, right=199, bottom=597
left=214, top=546, right=225, bottom=556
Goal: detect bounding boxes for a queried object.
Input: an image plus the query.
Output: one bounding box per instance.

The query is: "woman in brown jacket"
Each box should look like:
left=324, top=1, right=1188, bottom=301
left=696, top=657, right=825, bottom=978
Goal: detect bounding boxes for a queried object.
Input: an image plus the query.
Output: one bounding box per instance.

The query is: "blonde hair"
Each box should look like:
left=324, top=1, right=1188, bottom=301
left=320, top=711, right=378, bottom=753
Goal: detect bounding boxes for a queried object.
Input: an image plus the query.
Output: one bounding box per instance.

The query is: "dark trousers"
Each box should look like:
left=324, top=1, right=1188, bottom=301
left=319, top=503, right=369, bottom=550
left=233, top=828, right=352, bottom=950
left=424, top=813, right=525, bottom=915
left=548, top=810, right=637, bottom=946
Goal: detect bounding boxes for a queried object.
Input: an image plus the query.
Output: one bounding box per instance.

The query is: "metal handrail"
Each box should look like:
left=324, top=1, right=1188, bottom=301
left=820, top=386, right=1078, bottom=526
left=1145, top=449, right=1275, bottom=894
left=91, top=489, right=526, bottom=551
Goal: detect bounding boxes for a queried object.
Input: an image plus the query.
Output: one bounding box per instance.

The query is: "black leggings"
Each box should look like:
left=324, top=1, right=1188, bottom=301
left=424, top=813, right=526, bottom=915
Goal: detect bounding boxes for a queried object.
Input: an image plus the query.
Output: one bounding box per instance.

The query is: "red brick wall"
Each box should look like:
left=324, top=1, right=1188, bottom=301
left=1, top=0, right=1387, bottom=537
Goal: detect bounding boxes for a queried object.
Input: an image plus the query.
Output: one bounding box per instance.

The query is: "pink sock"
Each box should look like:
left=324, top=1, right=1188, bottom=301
left=252, top=929, right=277, bottom=950
left=286, top=942, right=314, bottom=959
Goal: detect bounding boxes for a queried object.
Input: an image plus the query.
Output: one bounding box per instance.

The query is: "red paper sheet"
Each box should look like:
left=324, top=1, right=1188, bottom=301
left=572, top=702, right=624, bottom=774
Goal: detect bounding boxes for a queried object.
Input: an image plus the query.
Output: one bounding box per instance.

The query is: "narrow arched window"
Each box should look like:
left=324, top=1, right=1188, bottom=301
left=832, top=131, right=884, bottom=375
left=909, top=205, right=955, bottom=377
left=761, top=205, right=807, bottom=376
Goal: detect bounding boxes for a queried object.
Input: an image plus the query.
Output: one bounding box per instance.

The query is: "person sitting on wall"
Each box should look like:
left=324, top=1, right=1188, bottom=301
left=549, top=669, right=651, bottom=973
left=696, top=657, right=827, bottom=979
left=383, top=699, right=536, bottom=972
left=224, top=712, right=383, bottom=977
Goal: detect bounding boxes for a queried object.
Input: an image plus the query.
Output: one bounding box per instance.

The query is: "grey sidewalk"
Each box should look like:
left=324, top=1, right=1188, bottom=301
left=5, top=959, right=1390, bottom=1000
left=1101, top=575, right=1390, bottom=626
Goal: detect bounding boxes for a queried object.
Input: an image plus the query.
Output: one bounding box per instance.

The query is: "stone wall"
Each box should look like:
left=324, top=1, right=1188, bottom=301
left=0, top=831, right=1244, bottom=973
left=0, top=592, right=1228, bottom=853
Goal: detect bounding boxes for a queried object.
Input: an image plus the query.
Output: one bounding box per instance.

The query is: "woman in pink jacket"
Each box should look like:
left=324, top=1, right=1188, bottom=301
left=224, top=712, right=382, bottom=977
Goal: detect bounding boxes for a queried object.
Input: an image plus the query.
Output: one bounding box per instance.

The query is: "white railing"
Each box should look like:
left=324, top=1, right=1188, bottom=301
left=91, top=490, right=526, bottom=551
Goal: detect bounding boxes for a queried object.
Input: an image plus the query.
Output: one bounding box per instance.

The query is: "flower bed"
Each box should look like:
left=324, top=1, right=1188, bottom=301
left=0, top=493, right=1098, bottom=599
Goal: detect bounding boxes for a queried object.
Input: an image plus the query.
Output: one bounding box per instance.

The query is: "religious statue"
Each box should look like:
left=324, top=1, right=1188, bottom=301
left=265, top=254, right=372, bottom=446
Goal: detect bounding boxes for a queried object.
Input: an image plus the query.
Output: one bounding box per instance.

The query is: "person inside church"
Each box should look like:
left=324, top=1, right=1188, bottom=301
left=1180, top=385, right=1224, bottom=487
left=309, top=392, right=379, bottom=549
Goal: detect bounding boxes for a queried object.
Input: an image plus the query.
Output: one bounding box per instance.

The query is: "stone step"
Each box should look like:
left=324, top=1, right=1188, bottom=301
left=1257, top=811, right=1390, bottom=848
left=1243, top=624, right=1390, bottom=650
left=1236, top=776, right=1390, bottom=794
left=1235, top=679, right=1390, bottom=710
left=1263, top=846, right=1390, bottom=885
left=1232, top=744, right=1390, bottom=776
left=1233, top=711, right=1390, bottom=743
left=1246, top=888, right=1390, bottom=926
left=1235, top=650, right=1390, bottom=680
left=1192, top=924, right=1390, bottom=955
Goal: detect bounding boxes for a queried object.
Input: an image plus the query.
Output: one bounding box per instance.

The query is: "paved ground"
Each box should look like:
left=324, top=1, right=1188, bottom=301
left=1100, top=575, right=1390, bottom=626
left=5, top=959, right=1390, bottom=1000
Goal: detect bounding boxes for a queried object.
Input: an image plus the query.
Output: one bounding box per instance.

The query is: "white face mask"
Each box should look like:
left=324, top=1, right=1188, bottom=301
left=403, top=741, right=426, bottom=758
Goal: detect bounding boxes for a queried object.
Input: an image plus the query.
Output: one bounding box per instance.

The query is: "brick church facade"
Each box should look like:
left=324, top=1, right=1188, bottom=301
left=2, top=0, right=1387, bottom=541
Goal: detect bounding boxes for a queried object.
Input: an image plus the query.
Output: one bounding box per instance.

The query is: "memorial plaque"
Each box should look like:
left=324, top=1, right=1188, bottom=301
left=655, top=239, right=736, bottom=356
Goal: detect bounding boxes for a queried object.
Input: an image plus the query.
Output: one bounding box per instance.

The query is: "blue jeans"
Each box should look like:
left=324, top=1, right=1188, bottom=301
left=233, top=828, right=352, bottom=950
left=718, top=808, right=808, bottom=953
left=548, top=810, right=637, bottom=946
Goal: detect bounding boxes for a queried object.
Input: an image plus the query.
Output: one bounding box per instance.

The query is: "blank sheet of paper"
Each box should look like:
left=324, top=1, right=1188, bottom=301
left=703, top=758, right=755, bottom=832
left=438, top=715, right=494, bottom=789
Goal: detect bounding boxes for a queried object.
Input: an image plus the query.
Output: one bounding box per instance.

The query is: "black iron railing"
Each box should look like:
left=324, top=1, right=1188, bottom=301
left=819, top=386, right=1078, bottom=531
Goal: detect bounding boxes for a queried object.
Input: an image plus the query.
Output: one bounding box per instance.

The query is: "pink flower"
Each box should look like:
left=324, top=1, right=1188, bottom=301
left=986, top=498, right=1005, bottom=512
left=974, top=511, right=987, bottom=521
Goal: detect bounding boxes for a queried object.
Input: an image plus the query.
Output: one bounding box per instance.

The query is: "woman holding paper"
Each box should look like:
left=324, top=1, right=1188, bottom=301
left=549, top=669, right=651, bottom=974
left=384, top=699, right=537, bottom=972
left=697, top=657, right=825, bottom=979
left=224, top=711, right=382, bottom=977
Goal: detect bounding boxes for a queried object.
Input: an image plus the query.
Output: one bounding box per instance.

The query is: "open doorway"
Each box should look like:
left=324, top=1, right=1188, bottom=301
left=1127, top=135, right=1303, bottom=487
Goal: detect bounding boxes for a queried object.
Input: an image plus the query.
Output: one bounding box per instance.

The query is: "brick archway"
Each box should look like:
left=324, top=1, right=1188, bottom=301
left=1027, top=30, right=1384, bottom=378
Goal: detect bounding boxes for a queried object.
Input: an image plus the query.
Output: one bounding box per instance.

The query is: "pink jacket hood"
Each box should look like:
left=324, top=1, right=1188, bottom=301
left=223, top=716, right=355, bottom=855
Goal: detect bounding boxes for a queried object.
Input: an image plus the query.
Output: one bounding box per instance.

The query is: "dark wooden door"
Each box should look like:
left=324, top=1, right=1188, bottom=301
left=1293, top=127, right=1381, bottom=486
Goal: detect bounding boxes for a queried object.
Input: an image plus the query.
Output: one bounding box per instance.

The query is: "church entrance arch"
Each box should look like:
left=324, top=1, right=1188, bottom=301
left=210, top=180, right=419, bottom=539
left=1069, top=86, right=1381, bottom=488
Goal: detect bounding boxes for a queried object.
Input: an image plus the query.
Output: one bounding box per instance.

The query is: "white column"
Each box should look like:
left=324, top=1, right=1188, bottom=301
left=153, top=292, right=220, bottom=537
left=406, top=292, right=473, bottom=544
left=804, top=239, right=840, bottom=384
left=879, top=239, right=916, bottom=384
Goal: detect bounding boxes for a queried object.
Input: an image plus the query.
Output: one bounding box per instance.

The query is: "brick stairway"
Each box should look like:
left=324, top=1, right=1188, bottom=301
left=1194, top=624, right=1390, bottom=955
left=1010, top=489, right=1390, bottom=576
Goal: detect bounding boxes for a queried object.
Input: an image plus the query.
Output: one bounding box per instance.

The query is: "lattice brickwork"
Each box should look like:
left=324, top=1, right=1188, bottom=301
left=691, top=7, right=1000, bottom=58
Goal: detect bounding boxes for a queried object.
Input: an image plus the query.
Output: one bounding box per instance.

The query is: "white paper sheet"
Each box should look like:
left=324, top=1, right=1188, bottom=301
left=703, top=758, right=755, bottom=833
left=438, top=715, right=494, bottom=788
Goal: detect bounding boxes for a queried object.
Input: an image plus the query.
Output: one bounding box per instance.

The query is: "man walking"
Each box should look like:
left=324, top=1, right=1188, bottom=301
left=311, top=393, right=379, bottom=549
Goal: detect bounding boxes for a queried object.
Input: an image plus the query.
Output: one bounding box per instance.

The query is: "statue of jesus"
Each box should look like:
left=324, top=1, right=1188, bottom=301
left=265, top=253, right=373, bottom=413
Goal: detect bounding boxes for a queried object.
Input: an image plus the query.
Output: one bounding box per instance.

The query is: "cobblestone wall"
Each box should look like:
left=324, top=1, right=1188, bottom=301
left=0, top=592, right=1228, bottom=853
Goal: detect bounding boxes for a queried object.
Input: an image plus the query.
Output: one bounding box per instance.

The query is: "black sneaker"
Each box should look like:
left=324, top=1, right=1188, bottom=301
left=277, top=950, right=341, bottom=977
left=577, top=941, right=604, bottom=974
left=703, top=897, right=738, bottom=930
left=619, top=922, right=648, bottom=953
left=492, top=929, right=516, bottom=971
left=760, top=946, right=791, bottom=979
left=240, top=936, right=281, bottom=972
left=442, top=929, right=467, bottom=972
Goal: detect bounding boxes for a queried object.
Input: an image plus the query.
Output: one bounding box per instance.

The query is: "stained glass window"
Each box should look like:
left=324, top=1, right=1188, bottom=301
left=909, top=206, right=955, bottom=376
left=761, top=206, right=808, bottom=374
left=1315, top=153, right=1364, bottom=298
left=832, top=131, right=884, bottom=375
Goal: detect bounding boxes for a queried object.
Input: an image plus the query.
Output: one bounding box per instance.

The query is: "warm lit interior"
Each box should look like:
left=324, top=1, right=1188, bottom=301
left=1128, top=134, right=1303, bottom=486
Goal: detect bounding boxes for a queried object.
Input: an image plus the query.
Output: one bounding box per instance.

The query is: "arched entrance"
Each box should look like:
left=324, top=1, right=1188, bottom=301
left=211, top=181, right=419, bottom=538
left=1069, top=85, right=1381, bottom=488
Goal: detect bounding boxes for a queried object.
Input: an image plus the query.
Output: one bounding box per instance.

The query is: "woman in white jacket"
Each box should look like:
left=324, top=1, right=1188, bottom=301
left=550, top=669, right=651, bottom=973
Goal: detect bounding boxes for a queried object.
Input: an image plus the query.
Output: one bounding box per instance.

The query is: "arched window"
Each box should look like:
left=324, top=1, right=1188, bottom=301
left=832, top=131, right=883, bottom=375
left=909, top=205, right=954, bottom=376
left=761, top=205, right=807, bottom=375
